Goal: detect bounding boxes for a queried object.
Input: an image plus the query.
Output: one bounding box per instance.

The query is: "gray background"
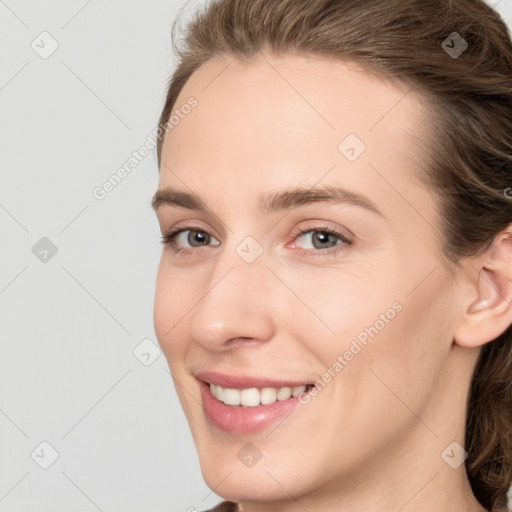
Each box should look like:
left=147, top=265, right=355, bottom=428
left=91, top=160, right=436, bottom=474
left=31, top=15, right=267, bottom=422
left=1, top=1, right=511, bottom=511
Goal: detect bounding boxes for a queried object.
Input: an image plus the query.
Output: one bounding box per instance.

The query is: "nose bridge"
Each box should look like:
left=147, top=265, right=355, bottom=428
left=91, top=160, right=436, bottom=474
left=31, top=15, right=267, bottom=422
left=188, top=238, right=275, bottom=347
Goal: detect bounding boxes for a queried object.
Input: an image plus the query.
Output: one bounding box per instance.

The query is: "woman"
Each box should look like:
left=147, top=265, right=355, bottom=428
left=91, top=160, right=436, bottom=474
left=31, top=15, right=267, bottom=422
left=151, top=0, right=512, bottom=510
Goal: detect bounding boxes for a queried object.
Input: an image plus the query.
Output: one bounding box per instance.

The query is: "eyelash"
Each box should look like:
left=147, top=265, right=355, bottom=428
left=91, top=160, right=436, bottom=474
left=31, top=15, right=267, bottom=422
left=160, top=225, right=352, bottom=257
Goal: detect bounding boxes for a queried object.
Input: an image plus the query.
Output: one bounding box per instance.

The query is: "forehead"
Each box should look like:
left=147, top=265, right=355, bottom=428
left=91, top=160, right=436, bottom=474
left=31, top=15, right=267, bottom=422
left=159, top=54, right=432, bottom=218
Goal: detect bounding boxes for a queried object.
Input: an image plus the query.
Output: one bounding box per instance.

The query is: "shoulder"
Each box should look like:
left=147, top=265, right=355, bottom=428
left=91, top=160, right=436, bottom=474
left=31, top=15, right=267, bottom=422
left=202, top=501, right=240, bottom=512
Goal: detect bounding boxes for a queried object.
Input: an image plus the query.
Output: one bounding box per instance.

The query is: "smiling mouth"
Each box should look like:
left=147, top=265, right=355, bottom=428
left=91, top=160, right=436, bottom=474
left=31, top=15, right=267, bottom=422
left=206, top=381, right=316, bottom=407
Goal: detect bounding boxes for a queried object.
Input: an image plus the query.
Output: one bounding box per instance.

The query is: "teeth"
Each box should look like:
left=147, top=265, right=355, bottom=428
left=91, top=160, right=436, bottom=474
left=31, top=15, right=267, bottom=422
left=277, top=387, right=292, bottom=401
left=212, top=384, right=223, bottom=401
left=260, top=387, right=277, bottom=405
left=209, top=383, right=310, bottom=407
left=241, top=388, right=260, bottom=406
left=292, top=385, right=307, bottom=397
left=223, top=388, right=241, bottom=406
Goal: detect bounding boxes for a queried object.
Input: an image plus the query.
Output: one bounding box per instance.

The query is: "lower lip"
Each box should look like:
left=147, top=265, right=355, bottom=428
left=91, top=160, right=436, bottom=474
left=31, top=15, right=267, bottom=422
left=199, top=380, right=310, bottom=433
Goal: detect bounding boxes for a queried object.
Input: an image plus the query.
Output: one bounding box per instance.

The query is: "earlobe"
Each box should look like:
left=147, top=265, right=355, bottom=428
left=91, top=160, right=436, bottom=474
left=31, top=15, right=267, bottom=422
left=454, top=229, right=512, bottom=348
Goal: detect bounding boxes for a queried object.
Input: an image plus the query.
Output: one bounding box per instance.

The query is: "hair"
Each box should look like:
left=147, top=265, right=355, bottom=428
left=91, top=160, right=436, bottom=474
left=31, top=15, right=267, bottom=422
left=156, top=0, right=512, bottom=510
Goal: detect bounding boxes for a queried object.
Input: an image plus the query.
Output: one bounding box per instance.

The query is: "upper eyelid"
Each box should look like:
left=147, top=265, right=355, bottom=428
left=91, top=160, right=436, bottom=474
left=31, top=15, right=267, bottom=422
left=166, top=224, right=346, bottom=237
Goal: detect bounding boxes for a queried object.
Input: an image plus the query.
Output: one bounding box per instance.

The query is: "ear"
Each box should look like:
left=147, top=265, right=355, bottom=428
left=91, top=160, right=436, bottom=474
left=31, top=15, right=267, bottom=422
left=454, top=226, right=512, bottom=348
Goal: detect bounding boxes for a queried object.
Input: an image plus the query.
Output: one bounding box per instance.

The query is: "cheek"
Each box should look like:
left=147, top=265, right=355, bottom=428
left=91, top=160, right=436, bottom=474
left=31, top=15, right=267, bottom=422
left=349, top=269, right=457, bottom=424
left=290, top=258, right=454, bottom=400
left=279, top=266, right=401, bottom=359
left=153, top=260, right=190, bottom=363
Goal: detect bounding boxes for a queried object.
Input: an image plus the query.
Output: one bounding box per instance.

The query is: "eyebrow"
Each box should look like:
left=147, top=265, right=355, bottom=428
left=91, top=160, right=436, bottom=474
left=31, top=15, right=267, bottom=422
left=151, top=185, right=384, bottom=218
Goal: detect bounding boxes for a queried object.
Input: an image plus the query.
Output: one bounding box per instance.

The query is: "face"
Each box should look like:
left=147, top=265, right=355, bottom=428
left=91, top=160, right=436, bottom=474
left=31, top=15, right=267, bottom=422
left=153, top=54, right=468, bottom=502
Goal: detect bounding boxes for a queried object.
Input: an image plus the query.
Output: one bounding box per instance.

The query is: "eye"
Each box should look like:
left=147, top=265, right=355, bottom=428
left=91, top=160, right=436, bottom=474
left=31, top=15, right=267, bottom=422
left=161, top=226, right=220, bottom=252
left=161, top=224, right=352, bottom=257
left=290, top=226, right=352, bottom=255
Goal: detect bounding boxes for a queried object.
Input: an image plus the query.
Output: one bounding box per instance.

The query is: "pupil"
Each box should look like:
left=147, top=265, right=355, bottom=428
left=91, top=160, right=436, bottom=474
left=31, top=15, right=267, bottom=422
left=314, top=231, right=336, bottom=249
left=189, top=231, right=207, bottom=246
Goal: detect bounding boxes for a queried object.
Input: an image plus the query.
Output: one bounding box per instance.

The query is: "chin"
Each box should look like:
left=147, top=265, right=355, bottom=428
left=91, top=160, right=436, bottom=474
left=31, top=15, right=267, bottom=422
left=199, top=454, right=315, bottom=503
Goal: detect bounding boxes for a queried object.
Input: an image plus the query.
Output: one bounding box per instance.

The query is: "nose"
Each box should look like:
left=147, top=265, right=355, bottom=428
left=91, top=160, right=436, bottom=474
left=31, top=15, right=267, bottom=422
left=188, top=248, right=276, bottom=350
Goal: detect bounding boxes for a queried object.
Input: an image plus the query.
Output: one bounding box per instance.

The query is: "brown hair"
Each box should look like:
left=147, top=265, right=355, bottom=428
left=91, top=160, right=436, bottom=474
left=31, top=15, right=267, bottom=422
left=156, top=0, right=512, bottom=509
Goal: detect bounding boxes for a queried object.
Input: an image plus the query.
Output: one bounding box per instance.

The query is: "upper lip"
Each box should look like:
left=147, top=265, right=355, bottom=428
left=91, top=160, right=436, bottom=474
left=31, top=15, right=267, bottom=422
left=195, top=370, right=314, bottom=389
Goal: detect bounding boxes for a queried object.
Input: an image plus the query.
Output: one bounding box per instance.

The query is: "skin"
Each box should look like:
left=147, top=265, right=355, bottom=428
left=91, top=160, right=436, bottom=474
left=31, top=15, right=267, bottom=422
left=153, top=54, right=512, bottom=511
